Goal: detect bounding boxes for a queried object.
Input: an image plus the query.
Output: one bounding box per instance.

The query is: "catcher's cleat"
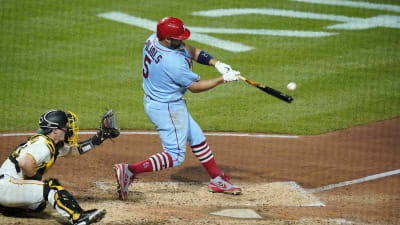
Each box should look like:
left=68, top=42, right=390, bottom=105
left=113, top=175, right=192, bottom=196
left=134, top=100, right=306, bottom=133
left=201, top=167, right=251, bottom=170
left=72, top=208, right=106, bottom=225
left=209, top=174, right=242, bottom=195
left=114, top=164, right=134, bottom=200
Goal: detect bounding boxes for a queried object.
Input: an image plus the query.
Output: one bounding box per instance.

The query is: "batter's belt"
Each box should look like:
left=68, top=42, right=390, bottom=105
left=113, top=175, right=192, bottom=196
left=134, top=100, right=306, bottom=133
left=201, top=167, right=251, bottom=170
left=145, top=94, right=183, bottom=103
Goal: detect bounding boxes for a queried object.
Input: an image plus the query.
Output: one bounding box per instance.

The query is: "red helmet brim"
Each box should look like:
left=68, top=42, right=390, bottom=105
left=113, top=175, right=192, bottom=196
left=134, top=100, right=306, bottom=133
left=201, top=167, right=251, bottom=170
left=172, top=28, right=191, bottom=40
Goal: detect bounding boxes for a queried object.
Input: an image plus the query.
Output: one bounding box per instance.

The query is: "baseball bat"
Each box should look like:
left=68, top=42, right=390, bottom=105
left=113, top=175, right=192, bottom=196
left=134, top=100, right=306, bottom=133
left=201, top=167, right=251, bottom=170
left=237, top=75, right=293, bottom=103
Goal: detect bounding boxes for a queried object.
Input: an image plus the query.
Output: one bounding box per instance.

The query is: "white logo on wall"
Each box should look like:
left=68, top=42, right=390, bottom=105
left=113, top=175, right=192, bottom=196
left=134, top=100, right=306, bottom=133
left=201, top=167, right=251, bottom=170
left=98, top=0, right=400, bottom=52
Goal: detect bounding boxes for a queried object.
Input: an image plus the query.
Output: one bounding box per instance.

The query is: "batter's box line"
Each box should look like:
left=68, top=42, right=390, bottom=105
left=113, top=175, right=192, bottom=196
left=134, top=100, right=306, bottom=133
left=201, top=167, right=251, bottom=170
left=285, top=181, right=325, bottom=207
left=307, top=169, right=400, bottom=193
left=1, top=131, right=300, bottom=139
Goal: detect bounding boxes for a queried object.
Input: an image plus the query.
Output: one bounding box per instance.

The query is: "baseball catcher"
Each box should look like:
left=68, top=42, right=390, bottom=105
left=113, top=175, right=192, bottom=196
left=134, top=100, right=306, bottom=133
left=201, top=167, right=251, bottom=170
left=0, top=109, right=119, bottom=225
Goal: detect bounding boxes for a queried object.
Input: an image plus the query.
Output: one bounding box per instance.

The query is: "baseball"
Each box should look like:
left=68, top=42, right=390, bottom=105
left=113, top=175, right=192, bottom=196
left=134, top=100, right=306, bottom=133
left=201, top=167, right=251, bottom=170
left=287, top=82, right=296, bottom=91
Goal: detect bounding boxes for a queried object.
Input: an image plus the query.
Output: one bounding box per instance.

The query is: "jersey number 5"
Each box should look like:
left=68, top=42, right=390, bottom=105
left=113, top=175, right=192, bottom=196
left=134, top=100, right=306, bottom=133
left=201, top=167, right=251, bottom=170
left=142, top=55, right=151, bottom=78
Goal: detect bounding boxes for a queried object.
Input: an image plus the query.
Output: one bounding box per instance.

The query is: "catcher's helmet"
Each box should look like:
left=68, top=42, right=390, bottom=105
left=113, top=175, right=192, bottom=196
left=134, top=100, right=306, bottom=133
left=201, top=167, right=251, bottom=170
left=37, top=109, right=79, bottom=144
left=157, top=17, right=191, bottom=40
left=37, top=109, right=68, bottom=134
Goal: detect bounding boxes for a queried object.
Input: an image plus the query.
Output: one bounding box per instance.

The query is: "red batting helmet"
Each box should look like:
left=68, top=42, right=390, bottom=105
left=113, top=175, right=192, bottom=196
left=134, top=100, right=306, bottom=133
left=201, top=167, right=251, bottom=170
left=157, top=17, right=191, bottom=40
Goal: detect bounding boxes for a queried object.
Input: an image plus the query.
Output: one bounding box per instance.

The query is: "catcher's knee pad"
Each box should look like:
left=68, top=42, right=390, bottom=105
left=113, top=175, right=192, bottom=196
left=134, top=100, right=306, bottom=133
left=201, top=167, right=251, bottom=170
left=43, top=178, right=60, bottom=200
left=44, top=178, right=83, bottom=220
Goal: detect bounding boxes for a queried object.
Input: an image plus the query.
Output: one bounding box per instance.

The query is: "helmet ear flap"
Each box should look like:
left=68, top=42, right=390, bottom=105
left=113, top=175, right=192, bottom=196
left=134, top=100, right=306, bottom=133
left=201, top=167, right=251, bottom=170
left=37, top=115, right=53, bottom=134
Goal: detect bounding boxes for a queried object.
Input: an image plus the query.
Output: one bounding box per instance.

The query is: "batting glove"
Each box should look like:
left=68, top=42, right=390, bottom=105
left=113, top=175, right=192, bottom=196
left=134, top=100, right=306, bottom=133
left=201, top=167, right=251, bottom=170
left=215, top=61, right=232, bottom=75
left=223, top=70, right=240, bottom=83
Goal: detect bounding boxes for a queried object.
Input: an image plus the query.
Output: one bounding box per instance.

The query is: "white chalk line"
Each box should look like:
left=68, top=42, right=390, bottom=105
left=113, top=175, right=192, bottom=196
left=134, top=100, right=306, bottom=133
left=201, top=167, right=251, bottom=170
left=97, top=12, right=254, bottom=52
left=292, top=0, right=400, bottom=13
left=192, top=8, right=351, bottom=21
left=192, top=8, right=400, bottom=30
left=287, top=181, right=325, bottom=206
left=308, top=169, right=400, bottom=193
left=0, top=131, right=299, bottom=139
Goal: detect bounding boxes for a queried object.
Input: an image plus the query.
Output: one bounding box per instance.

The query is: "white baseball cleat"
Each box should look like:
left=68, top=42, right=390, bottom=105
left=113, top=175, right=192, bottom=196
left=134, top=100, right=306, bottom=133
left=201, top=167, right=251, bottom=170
left=209, top=174, right=242, bottom=195
left=114, top=164, right=134, bottom=200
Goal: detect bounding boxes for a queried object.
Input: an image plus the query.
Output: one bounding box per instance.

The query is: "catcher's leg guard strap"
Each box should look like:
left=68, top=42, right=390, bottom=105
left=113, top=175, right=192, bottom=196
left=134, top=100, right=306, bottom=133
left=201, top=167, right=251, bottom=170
left=44, top=179, right=84, bottom=221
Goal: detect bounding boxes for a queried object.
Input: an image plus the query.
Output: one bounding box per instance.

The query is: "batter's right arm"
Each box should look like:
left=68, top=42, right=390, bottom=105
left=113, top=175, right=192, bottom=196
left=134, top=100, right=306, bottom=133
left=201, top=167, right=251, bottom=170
left=189, top=68, right=240, bottom=93
left=188, top=78, right=224, bottom=93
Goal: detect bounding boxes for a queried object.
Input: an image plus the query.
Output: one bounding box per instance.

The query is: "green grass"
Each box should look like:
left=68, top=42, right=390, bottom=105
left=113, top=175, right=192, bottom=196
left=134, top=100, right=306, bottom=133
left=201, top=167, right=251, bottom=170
left=1, top=0, right=399, bottom=134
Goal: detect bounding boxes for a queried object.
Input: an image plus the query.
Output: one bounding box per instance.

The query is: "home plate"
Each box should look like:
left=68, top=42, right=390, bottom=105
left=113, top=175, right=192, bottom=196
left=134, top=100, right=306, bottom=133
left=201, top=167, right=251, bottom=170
left=210, top=209, right=262, bottom=219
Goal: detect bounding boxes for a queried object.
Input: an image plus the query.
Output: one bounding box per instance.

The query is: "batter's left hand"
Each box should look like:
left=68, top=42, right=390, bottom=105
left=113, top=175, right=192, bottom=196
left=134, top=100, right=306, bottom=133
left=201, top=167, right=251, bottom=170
left=215, top=61, right=232, bottom=75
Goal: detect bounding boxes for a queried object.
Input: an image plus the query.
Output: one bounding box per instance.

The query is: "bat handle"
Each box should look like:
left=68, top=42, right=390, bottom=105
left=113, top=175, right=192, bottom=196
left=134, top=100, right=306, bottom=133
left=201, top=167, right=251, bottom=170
left=237, top=75, right=246, bottom=81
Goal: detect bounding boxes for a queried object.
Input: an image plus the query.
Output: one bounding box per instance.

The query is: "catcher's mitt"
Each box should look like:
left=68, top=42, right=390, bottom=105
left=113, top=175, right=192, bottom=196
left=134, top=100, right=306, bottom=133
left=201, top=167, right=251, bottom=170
left=98, top=109, right=120, bottom=140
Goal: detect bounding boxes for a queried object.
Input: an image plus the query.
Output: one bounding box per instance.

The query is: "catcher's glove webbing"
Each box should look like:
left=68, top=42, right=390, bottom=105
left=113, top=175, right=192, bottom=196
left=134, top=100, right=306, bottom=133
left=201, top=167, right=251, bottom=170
left=99, top=109, right=120, bottom=140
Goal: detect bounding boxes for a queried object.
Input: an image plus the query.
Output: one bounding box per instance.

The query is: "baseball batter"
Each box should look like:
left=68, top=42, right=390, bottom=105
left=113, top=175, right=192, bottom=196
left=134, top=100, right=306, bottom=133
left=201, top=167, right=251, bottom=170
left=114, top=17, right=242, bottom=200
left=0, top=109, right=119, bottom=225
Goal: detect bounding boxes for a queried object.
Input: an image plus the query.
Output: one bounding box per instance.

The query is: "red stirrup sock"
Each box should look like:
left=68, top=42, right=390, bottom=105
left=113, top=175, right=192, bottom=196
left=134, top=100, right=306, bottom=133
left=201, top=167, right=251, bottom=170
left=191, top=141, right=222, bottom=179
left=128, top=152, right=173, bottom=174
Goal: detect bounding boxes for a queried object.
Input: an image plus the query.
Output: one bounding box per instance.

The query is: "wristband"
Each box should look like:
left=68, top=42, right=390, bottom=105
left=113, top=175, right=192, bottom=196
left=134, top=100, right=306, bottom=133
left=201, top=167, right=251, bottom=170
left=76, top=133, right=102, bottom=155
left=77, top=140, right=94, bottom=154
left=197, top=50, right=213, bottom=65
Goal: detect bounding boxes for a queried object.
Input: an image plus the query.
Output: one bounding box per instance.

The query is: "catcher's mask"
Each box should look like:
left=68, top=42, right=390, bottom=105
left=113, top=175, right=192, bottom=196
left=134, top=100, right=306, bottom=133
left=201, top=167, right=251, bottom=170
left=37, top=109, right=79, bottom=145
left=65, top=111, right=79, bottom=145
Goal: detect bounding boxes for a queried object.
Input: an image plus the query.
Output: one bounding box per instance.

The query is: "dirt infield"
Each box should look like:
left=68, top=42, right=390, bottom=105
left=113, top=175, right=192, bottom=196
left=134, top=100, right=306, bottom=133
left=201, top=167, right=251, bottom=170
left=0, top=118, right=399, bottom=224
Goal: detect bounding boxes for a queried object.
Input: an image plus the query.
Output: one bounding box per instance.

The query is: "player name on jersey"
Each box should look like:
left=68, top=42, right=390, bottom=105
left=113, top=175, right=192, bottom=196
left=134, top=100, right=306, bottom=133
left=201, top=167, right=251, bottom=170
left=144, top=40, right=162, bottom=63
